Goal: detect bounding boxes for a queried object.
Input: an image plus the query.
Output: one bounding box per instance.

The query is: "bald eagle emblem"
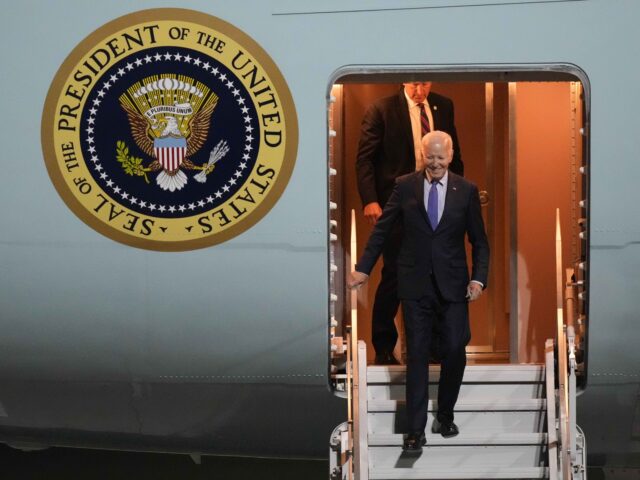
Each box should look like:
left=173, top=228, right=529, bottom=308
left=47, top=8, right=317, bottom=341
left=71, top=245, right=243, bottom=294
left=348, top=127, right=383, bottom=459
left=117, top=74, right=229, bottom=192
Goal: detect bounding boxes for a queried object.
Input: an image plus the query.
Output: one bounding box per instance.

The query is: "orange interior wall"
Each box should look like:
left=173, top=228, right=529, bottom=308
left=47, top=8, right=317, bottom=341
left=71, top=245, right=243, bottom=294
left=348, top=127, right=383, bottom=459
left=338, top=81, right=582, bottom=364
left=515, top=82, right=579, bottom=363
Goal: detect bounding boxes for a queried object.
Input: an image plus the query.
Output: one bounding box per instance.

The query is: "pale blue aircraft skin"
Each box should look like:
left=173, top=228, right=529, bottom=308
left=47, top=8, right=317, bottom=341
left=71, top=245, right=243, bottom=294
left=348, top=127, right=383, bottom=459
left=0, top=0, right=639, bottom=470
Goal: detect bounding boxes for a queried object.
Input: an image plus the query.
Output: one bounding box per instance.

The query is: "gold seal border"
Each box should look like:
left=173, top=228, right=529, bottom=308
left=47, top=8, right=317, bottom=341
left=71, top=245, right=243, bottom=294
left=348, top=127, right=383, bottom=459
left=41, top=8, right=298, bottom=252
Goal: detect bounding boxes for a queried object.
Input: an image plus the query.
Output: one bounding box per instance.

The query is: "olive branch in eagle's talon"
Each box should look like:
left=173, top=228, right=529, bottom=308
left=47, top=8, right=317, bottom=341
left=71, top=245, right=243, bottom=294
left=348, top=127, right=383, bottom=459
left=116, top=140, right=153, bottom=184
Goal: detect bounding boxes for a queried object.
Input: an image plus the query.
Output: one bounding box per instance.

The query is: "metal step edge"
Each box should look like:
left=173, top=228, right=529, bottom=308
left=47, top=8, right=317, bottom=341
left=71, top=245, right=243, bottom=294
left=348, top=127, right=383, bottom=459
left=368, top=411, right=548, bottom=436
left=368, top=385, right=545, bottom=402
left=368, top=365, right=544, bottom=384
left=368, top=399, right=546, bottom=412
left=368, top=365, right=544, bottom=372
left=369, top=466, right=549, bottom=479
left=368, top=432, right=547, bottom=446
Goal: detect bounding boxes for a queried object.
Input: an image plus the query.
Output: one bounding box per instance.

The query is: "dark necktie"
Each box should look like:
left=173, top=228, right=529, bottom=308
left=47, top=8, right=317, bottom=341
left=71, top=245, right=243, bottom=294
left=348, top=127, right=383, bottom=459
left=428, top=179, right=439, bottom=228
left=418, top=103, right=431, bottom=136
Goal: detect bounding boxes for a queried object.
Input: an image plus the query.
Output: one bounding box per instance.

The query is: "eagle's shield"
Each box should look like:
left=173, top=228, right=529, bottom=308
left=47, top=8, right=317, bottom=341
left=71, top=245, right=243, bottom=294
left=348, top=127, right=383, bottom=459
left=154, top=136, right=187, bottom=171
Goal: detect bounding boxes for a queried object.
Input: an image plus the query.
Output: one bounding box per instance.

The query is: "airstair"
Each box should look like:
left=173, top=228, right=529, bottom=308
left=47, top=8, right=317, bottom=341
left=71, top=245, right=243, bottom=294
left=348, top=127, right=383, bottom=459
left=364, top=362, right=549, bottom=479
left=332, top=341, right=583, bottom=480
left=330, top=211, right=586, bottom=479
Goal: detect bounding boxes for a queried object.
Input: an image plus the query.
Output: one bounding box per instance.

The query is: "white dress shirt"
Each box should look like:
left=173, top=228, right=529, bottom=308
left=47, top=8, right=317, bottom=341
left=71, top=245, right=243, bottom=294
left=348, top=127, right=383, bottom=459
left=404, top=90, right=435, bottom=170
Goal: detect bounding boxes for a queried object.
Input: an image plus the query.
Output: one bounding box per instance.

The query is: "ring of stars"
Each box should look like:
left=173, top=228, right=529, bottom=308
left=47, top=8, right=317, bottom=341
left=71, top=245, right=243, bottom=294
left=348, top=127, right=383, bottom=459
left=82, top=50, right=257, bottom=216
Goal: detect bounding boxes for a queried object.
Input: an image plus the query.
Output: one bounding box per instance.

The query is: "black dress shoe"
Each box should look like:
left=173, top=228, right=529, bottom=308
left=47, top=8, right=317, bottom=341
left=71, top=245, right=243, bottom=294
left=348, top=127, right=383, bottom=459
left=431, top=419, right=459, bottom=438
left=402, top=431, right=426, bottom=452
left=374, top=352, right=400, bottom=365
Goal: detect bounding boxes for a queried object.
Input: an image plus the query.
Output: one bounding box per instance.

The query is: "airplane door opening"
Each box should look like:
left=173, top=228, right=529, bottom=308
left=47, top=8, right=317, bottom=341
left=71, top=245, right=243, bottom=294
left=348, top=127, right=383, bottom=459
left=328, top=67, right=589, bottom=381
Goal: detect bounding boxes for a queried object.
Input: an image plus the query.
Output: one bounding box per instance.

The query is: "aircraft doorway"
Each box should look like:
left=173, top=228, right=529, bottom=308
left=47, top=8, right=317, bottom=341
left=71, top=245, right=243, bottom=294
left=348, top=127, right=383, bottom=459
left=329, top=70, right=587, bottom=366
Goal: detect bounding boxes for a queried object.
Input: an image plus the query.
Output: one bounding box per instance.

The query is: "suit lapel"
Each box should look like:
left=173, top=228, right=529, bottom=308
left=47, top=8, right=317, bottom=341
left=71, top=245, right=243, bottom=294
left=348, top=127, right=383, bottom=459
left=438, top=173, right=459, bottom=230
left=428, top=93, right=440, bottom=130
left=415, top=171, right=432, bottom=230
left=397, top=90, right=415, bottom=149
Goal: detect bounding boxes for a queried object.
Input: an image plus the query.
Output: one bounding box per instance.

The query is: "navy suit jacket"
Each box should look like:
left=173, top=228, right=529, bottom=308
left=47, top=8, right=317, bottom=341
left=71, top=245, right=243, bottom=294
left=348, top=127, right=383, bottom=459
left=356, top=171, right=489, bottom=302
left=356, top=89, right=463, bottom=209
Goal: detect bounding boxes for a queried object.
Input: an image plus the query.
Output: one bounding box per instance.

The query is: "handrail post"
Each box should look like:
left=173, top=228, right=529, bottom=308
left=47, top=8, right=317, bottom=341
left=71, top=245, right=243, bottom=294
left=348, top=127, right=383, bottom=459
left=345, top=326, right=353, bottom=480
left=357, top=341, right=368, bottom=479
left=545, top=339, right=559, bottom=480
left=567, top=325, right=577, bottom=465
left=350, top=210, right=366, bottom=480
left=555, top=209, right=572, bottom=479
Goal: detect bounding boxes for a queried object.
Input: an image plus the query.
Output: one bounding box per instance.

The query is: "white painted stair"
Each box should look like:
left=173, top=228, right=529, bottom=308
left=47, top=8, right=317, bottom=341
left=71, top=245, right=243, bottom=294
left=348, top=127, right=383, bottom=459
left=365, top=365, right=549, bottom=479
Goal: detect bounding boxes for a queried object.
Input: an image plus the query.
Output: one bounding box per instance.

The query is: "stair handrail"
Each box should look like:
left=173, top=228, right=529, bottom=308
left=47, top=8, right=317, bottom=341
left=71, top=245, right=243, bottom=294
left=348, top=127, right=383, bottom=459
left=567, top=324, right=578, bottom=466
left=553, top=209, right=586, bottom=480
left=545, top=338, right=559, bottom=480
left=349, top=209, right=369, bottom=480
left=555, top=209, right=572, bottom=479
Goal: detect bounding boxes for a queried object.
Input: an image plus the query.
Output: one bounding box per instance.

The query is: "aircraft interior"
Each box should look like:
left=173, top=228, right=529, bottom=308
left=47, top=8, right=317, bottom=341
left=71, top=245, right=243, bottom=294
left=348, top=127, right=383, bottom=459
left=329, top=71, right=587, bottom=369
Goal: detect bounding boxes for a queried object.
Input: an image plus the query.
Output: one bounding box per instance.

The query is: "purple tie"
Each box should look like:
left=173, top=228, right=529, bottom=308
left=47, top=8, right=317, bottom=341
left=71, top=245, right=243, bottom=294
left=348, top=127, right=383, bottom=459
left=428, top=180, right=439, bottom=228
left=418, top=103, right=431, bottom=136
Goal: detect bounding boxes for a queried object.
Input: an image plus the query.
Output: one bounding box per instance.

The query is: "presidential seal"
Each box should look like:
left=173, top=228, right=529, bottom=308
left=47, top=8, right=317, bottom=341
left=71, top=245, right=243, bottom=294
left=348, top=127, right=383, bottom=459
left=42, top=9, right=297, bottom=251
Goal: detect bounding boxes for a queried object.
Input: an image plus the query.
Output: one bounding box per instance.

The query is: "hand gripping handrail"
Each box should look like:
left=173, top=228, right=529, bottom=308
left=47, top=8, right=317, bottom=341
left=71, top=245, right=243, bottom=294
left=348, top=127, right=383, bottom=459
left=330, top=210, right=368, bottom=480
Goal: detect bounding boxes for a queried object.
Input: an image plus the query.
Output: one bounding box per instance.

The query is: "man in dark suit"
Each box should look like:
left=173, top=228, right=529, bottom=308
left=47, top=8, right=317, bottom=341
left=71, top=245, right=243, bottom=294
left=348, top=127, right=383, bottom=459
left=350, top=131, right=489, bottom=452
left=356, top=83, right=463, bottom=365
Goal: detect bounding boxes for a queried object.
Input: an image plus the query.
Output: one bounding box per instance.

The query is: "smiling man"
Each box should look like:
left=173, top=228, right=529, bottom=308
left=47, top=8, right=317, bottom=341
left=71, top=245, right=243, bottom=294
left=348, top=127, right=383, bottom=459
left=350, top=130, right=489, bottom=452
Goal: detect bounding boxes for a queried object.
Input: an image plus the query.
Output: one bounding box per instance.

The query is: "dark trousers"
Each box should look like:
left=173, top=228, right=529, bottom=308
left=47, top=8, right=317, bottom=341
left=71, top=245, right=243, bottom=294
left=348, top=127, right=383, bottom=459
left=401, top=276, right=470, bottom=433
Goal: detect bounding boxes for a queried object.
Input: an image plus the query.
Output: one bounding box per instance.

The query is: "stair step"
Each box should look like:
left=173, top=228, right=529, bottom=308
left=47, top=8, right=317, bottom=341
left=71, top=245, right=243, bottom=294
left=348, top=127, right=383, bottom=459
left=369, top=411, right=546, bottom=434
left=369, top=398, right=546, bottom=412
left=368, top=365, right=544, bottom=384
left=369, top=383, right=544, bottom=401
left=369, top=445, right=546, bottom=470
left=369, top=432, right=547, bottom=446
left=369, top=466, right=548, bottom=479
